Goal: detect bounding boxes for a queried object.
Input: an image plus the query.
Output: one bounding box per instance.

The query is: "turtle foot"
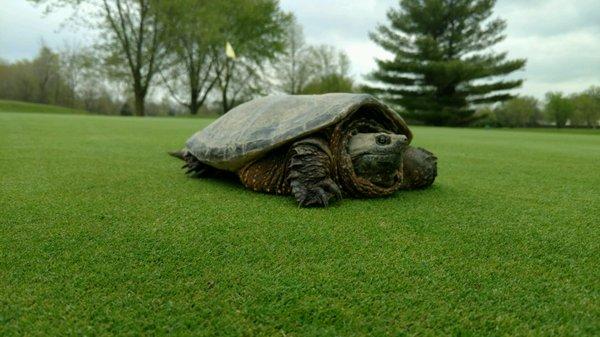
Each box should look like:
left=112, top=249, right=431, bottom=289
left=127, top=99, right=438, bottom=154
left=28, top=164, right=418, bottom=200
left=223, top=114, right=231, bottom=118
left=291, top=177, right=342, bottom=208
left=287, top=138, right=342, bottom=208
left=180, top=152, right=211, bottom=177
left=401, top=147, right=437, bottom=189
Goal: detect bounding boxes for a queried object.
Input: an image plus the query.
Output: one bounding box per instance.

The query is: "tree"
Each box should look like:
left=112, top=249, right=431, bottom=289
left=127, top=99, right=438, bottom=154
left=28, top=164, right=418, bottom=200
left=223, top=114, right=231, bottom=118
left=493, top=96, right=541, bottom=127
left=273, top=18, right=314, bottom=94
left=0, top=60, right=36, bottom=102
left=156, top=0, right=220, bottom=115
left=545, top=92, right=574, bottom=128
left=570, top=87, right=600, bottom=128
left=0, top=60, right=8, bottom=98
left=366, top=0, right=526, bottom=126
left=309, top=45, right=352, bottom=78
left=31, top=45, right=62, bottom=104
left=58, top=44, right=96, bottom=108
left=301, top=73, right=354, bottom=95
left=272, top=27, right=355, bottom=95
left=0, top=45, right=75, bottom=107
left=209, top=0, right=290, bottom=113
left=299, top=45, right=354, bottom=94
left=30, top=0, right=169, bottom=116
left=0, top=44, right=125, bottom=115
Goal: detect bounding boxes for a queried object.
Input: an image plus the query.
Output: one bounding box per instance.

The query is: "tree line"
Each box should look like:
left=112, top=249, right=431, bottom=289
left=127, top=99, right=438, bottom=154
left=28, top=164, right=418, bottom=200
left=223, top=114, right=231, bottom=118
left=4, top=0, right=353, bottom=116
left=0, top=44, right=126, bottom=115
left=4, top=0, right=598, bottom=127
left=475, top=88, right=600, bottom=128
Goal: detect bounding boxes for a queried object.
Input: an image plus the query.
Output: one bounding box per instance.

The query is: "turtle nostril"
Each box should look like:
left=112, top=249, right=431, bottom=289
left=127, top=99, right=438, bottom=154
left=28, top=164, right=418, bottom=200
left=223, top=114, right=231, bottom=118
left=376, top=134, right=391, bottom=145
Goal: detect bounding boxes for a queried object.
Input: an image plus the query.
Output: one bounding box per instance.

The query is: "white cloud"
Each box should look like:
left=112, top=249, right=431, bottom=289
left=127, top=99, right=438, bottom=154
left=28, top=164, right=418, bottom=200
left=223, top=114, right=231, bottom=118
left=497, top=29, right=600, bottom=82
left=497, top=0, right=600, bottom=37
left=280, top=0, right=395, bottom=79
left=1, top=0, right=103, bottom=62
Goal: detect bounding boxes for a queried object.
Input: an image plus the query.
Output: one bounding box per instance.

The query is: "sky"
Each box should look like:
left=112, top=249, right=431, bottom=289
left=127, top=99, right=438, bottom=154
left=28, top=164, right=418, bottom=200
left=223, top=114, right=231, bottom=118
left=1, top=0, right=599, bottom=98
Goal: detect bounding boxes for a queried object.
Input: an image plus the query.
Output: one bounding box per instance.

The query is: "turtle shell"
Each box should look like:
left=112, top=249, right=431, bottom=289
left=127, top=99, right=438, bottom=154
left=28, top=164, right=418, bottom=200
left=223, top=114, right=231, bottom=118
left=186, top=93, right=412, bottom=171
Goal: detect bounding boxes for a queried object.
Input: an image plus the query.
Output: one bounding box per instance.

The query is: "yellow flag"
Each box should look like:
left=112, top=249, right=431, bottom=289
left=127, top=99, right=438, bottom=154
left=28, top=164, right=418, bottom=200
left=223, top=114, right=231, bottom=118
left=225, top=42, right=236, bottom=59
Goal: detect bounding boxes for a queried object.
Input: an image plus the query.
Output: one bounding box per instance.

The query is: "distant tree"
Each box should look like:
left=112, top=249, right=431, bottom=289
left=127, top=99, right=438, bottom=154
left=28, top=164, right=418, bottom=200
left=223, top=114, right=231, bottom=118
left=31, top=46, right=62, bottom=104
left=494, top=96, right=541, bottom=127
left=205, top=58, right=270, bottom=113
left=545, top=92, right=574, bottom=128
left=0, top=59, right=34, bottom=102
left=156, top=0, right=220, bottom=115
left=120, top=102, right=133, bottom=116
left=78, top=80, right=121, bottom=115
left=30, top=0, right=169, bottom=116
left=0, top=60, right=8, bottom=98
left=310, top=45, right=351, bottom=77
left=209, top=0, right=290, bottom=113
left=0, top=44, right=125, bottom=114
left=58, top=44, right=96, bottom=108
left=301, top=74, right=354, bottom=95
left=366, top=0, right=526, bottom=126
left=0, top=45, right=75, bottom=106
left=272, top=29, right=355, bottom=95
left=299, top=45, right=354, bottom=94
left=272, top=17, right=313, bottom=95
left=570, top=87, right=600, bottom=128
left=470, top=105, right=497, bottom=127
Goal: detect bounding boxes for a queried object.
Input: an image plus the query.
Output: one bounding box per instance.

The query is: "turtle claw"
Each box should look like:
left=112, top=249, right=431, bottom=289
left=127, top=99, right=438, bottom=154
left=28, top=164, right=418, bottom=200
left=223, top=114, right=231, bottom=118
left=323, top=178, right=343, bottom=201
left=293, top=178, right=342, bottom=208
left=175, top=152, right=212, bottom=177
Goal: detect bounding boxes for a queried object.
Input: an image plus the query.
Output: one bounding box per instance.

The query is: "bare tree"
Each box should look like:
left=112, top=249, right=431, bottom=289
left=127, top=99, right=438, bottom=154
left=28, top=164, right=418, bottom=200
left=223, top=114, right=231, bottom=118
left=273, top=19, right=313, bottom=94
left=308, top=45, right=352, bottom=79
left=213, top=54, right=271, bottom=113
left=58, top=43, right=92, bottom=108
left=298, top=45, right=355, bottom=95
left=30, top=0, right=169, bottom=116
left=100, top=0, right=168, bottom=116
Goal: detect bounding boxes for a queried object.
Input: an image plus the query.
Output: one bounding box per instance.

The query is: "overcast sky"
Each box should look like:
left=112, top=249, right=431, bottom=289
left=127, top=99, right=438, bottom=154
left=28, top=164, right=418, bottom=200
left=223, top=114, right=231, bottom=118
left=1, top=0, right=599, bottom=98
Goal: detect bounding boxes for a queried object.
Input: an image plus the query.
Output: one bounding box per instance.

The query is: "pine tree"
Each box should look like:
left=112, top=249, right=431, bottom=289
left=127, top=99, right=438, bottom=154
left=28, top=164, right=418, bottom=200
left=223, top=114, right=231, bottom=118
left=366, top=0, right=526, bottom=126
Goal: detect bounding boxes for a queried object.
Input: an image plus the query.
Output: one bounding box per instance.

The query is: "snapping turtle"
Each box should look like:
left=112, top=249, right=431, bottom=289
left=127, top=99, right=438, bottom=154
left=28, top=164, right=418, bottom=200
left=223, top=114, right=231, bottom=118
left=170, top=93, right=437, bottom=207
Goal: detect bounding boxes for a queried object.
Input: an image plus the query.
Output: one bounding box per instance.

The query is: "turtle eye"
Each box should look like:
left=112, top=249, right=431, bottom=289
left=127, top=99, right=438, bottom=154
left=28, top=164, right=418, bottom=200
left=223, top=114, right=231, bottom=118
left=376, top=134, right=391, bottom=145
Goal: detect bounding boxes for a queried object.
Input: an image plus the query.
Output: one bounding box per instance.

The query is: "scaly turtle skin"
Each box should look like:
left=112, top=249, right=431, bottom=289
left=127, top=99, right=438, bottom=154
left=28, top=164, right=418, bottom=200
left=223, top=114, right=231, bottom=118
left=171, top=93, right=437, bottom=207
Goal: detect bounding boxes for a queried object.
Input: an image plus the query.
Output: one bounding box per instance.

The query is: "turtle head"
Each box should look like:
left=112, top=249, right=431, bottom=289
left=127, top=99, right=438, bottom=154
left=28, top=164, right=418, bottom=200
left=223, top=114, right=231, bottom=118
left=347, top=132, right=408, bottom=187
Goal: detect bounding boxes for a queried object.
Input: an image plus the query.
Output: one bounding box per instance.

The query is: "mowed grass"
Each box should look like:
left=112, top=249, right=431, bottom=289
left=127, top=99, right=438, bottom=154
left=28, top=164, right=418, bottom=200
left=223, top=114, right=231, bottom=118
left=1, top=112, right=598, bottom=336
left=0, top=100, right=87, bottom=115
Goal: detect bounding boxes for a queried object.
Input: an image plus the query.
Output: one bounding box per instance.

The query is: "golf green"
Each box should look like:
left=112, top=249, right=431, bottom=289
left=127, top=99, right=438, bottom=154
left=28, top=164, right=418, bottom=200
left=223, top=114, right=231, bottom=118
left=1, top=112, right=598, bottom=336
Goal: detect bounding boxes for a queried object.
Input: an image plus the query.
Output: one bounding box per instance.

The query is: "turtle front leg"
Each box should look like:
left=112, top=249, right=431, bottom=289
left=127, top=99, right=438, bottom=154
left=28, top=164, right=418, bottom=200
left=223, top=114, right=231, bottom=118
left=400, top=146, right=438, bottom=189
left=287, top=138, right=342, bottom=207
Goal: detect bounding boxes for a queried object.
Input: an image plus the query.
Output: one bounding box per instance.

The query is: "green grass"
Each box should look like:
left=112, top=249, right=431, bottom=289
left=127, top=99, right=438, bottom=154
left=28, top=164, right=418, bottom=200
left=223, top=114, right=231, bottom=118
left=1, top=112, right=598, bottom=336
left=0, top=100, right=87, bottom=114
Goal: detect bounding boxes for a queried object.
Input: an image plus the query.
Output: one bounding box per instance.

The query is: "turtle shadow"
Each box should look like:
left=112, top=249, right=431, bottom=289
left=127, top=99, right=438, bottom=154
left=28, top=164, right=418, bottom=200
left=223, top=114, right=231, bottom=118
left=189, top=171, right=247, bottom=191
left=186, top=170, right=447, bottom=209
